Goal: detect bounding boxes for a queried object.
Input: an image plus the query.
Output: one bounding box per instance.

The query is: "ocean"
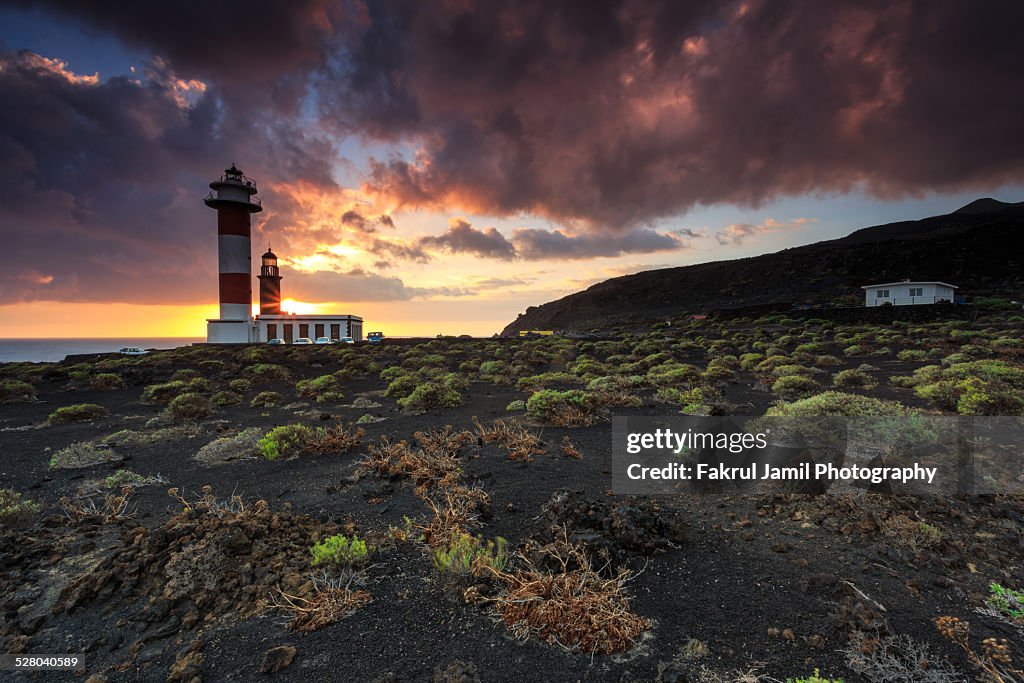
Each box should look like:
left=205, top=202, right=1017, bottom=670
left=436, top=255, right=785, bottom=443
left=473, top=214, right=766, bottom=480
left=0, top=338, right=205, bottom=363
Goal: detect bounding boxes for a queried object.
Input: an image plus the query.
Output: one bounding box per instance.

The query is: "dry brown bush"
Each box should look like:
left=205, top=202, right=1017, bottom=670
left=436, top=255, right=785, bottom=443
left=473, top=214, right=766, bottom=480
left=473, top=416, right=547, bottom=461
left=305, top=424, right=365, bottom=455
left=485, top=538, right=650, bottom=655
left=275, top=586, right=371, bottom=632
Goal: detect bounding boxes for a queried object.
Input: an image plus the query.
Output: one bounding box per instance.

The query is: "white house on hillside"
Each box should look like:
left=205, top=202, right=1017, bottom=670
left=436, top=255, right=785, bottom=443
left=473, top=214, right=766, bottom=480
left=862, top=281, right=958, bottom=307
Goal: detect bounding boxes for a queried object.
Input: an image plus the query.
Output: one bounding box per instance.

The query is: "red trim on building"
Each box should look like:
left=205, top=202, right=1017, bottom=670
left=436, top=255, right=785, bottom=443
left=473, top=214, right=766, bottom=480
left=217, top=207, right=251, bottom=236
left=219, top=272, right=251, bottom=304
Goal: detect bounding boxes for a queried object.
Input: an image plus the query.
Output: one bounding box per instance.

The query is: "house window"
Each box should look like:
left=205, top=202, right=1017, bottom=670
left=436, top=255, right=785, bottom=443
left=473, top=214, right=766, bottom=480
left=876, top=289, right=889, bottom=298
left=299, top=324, right=309, bottom=338
left=909, top=287, right=923, bottom=297
left=315, top=323, right=325, bottom=338
left=267, top=324, right=277, bottom=341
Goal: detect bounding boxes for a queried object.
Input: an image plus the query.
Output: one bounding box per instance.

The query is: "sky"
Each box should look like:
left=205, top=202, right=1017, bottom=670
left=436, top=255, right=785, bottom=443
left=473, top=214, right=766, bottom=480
left=1, top=1, right=1022, bottom=338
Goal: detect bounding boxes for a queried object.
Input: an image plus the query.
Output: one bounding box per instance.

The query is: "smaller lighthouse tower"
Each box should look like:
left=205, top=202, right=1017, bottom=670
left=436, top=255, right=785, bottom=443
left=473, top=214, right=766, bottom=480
left=258, top=247, right=282, bottom=315
left=204, top=164, right=262, bottom=343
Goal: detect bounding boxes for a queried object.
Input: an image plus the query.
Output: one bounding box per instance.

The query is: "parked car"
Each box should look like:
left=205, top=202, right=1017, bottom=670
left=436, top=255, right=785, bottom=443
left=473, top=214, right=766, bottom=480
left=293, top=337, right=313, bottom=345
left=314, top=337, right=332, bottom=345
left=338, top=337, right=355, bottom=345
left=367, top=332, right=384, bottom=345
left=118, top=347, right=148, bottom=355
left=266, top=338, right=284, bottom=345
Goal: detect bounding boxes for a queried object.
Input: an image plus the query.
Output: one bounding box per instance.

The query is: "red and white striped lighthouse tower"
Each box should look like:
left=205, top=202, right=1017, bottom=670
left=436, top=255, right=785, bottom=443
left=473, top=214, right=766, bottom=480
left=204, top=164, right=262, bottom=343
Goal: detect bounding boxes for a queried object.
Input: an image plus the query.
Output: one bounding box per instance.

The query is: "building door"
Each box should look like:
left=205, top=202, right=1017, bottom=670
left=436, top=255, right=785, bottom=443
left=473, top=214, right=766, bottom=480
left=299, top=324, right=309, bottom=338
left=330, top=324, right=340, bottom=339
left=267, top=324, right=277, bottom=341
left=284, top=324, right=294, bottom=343
left=315, top=323, right=325, bottom=339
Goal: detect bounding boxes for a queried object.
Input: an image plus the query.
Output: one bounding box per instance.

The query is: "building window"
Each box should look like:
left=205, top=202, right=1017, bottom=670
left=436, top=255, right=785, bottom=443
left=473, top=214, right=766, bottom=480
left=876, top=289, right=889, bottom=298
left=909, top=287, right=923, bottom=297
left=315, top=323, right=325, bottom=338
left=267, top=324, right=277, bottom=341
left=330, top=323, right=340, bottom=339
left=299, top=324, right=309, bottom=338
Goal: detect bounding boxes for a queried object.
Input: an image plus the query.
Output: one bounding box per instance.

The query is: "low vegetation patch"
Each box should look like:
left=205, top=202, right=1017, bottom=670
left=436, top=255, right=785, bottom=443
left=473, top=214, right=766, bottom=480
left=91, top=373, right=126, bottom=390
left=0, top=488, right=40, bottom=526
left=50, top=441, right=122, bottom=469
left=0, top=379, right=36, bottom=403
left=194, top=427, right=262, bottom=466
left=432, top=533, right=508, bottom=576
left=295, top=374, right=344, bottom=403
left=986, top=583, right=1024, bottom=621
left=48, top=403, right=109, bottom=424
left=310, top=534, right=369, bottom=568
left=166, top=392, right=211, bottom=421
left=258, top=424, right=314, bottom=461
left=250, top=390, right=283, bottom=408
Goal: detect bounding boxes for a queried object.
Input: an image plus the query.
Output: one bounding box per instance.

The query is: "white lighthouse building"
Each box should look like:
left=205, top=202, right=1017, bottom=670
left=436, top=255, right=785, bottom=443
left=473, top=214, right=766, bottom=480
left=204, top=165, right=363, bottom=344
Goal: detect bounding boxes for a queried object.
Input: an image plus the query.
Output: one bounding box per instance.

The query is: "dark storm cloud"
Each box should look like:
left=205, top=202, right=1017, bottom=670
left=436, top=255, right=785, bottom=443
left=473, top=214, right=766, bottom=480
left=0, top=47, right=338, bottom=304
left=337, top=0, right=1024, bottom=228
left=4, top=0, right=1024, bottom=305
left=511, top=227, right=688, bottom=260
left=416, top=218, right=516, bottom=261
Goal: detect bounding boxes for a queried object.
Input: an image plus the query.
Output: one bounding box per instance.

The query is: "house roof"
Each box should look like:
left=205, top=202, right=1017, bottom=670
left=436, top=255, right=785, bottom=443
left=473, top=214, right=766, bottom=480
left=861, top=281, right=958, bottom=290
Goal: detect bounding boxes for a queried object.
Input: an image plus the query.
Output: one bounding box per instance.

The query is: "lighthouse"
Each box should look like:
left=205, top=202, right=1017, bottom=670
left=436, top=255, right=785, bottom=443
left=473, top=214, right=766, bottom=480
left=258, top=247, right=282, bottom=315
left=201, top=163, right=364, bottom=344
left=204, top=164, right=261, bottom=343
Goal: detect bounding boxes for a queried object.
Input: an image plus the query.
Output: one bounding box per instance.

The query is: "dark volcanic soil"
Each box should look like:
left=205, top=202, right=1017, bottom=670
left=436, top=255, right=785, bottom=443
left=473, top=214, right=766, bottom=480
left=1, top=335, right=1022, bottom=683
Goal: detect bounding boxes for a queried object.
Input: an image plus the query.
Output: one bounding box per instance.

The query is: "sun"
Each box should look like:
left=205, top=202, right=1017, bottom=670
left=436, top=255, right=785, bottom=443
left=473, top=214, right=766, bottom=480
left=281, top=299, right=317, bottom=315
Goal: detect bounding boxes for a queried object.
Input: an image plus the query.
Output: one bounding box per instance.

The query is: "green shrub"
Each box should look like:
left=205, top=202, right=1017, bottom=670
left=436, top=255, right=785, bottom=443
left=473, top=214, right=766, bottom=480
left=171, top=368, right=201, bottom=382
left=396, top=380, right=463, bottom=412
left=310, top=534, right=368, bottom=567
left=167, top=392, right=211, bottom=421
left=526, top=389, right=590, bottom=423
left=739, top=353, right=765, bottom=371
left=655, top=387, right=712, bottom=415
left=842, top=345, right=867, bottom=357
left=244, top=363, right=291, bottom=382
left=295, top=374, right=344, bottom=403
left=896, top=349, right=928, bottom=361
left=785, top=671, right=843, bottom=683
left=833, top=369, right=876, bottom=389
left=515, top=372, right=577, bottom=391
left=48, top=403, right=109, bottom=424
left=210, top=390, right=242, bottom=407
left=258, top=424, right=314, bottom=460
left=986, top=583, right=1024, bottom=620
left=250, top=391, right=282, bottom=408
left=385, top=374, right=419, bottom=399
left=955, top=377, right=1024, bottom=415
left=142, top=380, right=188, bottom=404
left=228, top=378, right=253, bottom=393
left=772, top=375, right=821, bottom=400
left=0, top=488, right=40, bottom=526
left=506, top=399, right=526, bottom=411
left=432, top=533, right=508, bottom=576
left=91, top=373, right=126, bottom=390
left=0, top=379, right=36, bottom=403
left=773, top=364, right=814, bottom=378
left=766, top=392, right=914, bottom=417
left=647, top=363, right=702, bottom=386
